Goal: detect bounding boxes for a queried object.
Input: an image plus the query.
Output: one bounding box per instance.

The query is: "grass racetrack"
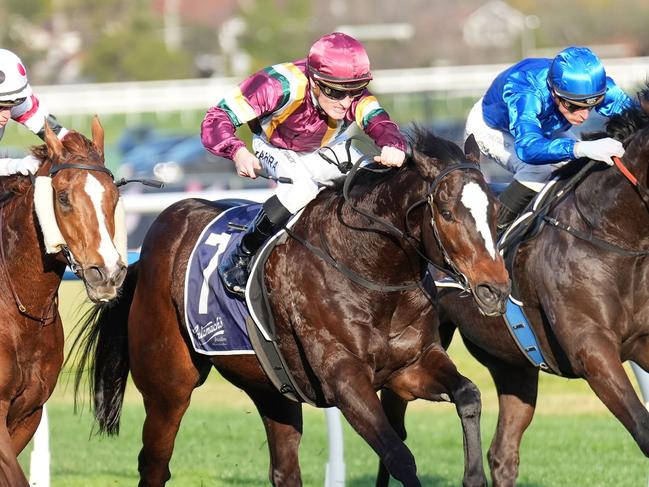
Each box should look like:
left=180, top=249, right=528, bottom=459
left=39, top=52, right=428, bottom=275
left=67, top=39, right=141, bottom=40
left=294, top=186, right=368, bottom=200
left=18, top=282, right=649, bottom=486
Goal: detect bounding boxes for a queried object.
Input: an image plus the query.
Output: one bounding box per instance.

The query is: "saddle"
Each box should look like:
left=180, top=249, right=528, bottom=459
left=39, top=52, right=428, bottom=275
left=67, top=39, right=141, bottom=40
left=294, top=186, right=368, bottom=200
left=245, top=219, right=317, bottom=405
left=182, top=201, right=314, bottom=404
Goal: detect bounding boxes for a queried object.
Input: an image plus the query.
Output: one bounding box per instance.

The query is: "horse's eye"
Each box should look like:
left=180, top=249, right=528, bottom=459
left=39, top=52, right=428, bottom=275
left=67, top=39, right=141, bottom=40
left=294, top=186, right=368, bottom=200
left=441, top=210, right=453, bottom=221
left=57, top=191, right=70, bottom=207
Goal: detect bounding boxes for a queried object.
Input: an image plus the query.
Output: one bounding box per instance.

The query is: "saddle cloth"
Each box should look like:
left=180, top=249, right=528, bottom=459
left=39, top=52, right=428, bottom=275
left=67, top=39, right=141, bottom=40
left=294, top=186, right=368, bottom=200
left=183, top=201, right=313, bottom=403
left=183, top=203, right=261, bottom=355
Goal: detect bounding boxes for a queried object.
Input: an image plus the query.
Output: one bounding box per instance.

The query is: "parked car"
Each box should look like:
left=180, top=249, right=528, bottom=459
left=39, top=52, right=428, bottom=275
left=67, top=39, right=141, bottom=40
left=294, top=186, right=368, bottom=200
left=117, top=134, right=190, bottom=180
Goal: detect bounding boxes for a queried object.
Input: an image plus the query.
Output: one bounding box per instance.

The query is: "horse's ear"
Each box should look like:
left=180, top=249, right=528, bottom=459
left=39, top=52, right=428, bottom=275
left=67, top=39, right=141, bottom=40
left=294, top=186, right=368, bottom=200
left=464, top=134, right=481, bottom=165
left=91, top=115, right=105, bottom=157
left=44, top=119, right=64, bottom=160
left=412, top=149, right=441, bottom=180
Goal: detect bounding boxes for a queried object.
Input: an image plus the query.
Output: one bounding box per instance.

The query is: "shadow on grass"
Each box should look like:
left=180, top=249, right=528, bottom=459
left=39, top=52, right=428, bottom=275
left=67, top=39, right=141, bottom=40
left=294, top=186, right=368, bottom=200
left=348, top=474, right=547, bottom=487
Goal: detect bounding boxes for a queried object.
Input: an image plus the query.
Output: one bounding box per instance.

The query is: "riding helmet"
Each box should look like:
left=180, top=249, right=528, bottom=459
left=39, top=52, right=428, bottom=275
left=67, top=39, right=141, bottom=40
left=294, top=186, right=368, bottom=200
left=548, top=46, right=606, bottom=102
left=307, top=32, right=372, bottom=90
left=0, top=49, right=32, bottom=103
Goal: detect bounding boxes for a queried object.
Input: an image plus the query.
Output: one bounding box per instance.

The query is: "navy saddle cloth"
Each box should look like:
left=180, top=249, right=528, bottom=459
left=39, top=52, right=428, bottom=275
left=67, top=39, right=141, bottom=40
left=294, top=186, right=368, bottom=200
left=183, top=203, right=262, bottom=355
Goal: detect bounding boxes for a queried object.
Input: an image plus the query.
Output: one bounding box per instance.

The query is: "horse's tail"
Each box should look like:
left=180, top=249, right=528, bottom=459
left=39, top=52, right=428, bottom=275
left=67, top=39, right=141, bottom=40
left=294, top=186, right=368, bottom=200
left=69, top=262, right=139, bottom=436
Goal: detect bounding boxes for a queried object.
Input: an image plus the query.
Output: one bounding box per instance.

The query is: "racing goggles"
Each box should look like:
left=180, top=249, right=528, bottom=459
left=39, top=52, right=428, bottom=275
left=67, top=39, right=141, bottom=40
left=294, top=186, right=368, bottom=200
left=316, top=81, right=366, bottom=101
left=556, top=93, right=604, bottom=113
left=0, top=97, right=26, bottom=108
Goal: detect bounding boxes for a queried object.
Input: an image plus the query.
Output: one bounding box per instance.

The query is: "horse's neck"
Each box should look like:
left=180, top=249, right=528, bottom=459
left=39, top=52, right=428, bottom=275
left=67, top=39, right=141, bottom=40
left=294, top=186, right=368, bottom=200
left=574, top=163, right=649, bottom=246
left=2, top=191, right=63, bottom=293
left=326, top=170, right=427, bottom=276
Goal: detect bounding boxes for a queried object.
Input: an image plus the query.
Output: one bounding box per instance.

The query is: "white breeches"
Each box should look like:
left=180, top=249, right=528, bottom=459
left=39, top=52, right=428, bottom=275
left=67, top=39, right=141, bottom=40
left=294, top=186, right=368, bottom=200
left=252, top=135, right=362, bottom=213
left=465, top=98, right=574, bottom=192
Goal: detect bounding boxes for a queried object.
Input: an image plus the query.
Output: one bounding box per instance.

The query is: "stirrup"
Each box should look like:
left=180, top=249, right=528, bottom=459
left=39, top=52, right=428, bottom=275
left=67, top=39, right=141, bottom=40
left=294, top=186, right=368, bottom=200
left=218, top=248, right=253, bottom=298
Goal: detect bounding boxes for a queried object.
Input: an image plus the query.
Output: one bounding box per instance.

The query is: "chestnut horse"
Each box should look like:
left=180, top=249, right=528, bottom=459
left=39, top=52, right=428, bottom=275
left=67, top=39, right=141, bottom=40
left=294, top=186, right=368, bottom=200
left=379, top=104, right=649, bottom=486
left=0, top=118, right=126, bottom=486
left=73, top=129, right=510, bottom=486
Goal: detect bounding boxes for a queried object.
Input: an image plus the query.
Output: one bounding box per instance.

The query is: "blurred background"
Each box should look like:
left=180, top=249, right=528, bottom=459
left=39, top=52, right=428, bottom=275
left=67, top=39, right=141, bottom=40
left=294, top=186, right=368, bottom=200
left=5, top=2, right=649, bottom=484
left=2, top=0, right=649, bottom=246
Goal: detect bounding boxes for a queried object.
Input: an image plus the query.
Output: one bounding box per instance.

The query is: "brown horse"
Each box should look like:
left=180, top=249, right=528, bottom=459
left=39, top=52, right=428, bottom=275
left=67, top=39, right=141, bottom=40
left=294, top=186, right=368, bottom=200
left=0, top=118, right=126, bottom=485
left=379, top=103, right=649, bottom=486
left=72, top=129, right=510, bottom=487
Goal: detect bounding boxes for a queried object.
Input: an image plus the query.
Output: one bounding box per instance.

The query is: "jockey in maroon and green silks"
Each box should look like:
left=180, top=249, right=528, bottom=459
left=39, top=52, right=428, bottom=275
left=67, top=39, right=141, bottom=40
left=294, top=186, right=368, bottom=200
left=202, top=58, right=405, bottom=160
left=201, top=32, right=407, bottom=298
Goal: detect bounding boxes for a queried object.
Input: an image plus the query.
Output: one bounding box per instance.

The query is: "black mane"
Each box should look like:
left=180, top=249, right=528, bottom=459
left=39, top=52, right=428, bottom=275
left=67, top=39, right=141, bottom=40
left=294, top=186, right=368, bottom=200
left=605, top=84, right=649, bottom=142
left=408, top=125, right=465, bottom=165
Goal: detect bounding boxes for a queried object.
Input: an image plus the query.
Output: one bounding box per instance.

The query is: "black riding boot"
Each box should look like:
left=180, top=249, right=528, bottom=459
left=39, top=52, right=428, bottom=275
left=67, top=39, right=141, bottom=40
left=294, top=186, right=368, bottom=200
left=496, top=180, right=537, bottom=237
left=218, top=196, right=291, bottom=297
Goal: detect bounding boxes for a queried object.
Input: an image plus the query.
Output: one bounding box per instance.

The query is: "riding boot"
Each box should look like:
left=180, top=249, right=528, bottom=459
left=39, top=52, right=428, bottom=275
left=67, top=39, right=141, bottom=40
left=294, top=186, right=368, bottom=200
left=218, top=196, right=291, bottom=297
left=496, top=180, right=537, bottom=237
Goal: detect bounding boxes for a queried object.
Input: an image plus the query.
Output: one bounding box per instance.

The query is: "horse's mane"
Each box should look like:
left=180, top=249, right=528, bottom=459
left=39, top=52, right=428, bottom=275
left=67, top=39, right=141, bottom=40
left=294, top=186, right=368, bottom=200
left=554, top=85, right=649, bottom=180
left=31, top=130, right=103, bottom=166
left=408, top=124, right=466, bottom=165
left=328, top=125, right=464, bottom=194
left=0, top=131, right=101, bottom=199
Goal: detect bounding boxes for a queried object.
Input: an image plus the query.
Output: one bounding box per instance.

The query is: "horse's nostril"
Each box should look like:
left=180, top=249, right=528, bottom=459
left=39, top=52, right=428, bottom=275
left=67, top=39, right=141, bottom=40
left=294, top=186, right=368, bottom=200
left=84, top=266, right=104, bottom=283
left=113, top=265, right=127, bottom=287
left=475, top=283, right=498, bottom=305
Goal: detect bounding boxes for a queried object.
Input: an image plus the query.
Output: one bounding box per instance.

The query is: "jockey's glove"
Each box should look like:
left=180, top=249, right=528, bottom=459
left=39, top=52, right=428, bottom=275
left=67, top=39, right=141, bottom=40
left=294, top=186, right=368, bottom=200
left=0, top=155, right=40, bottom=176
left=574, top=138, right=625, bottom=165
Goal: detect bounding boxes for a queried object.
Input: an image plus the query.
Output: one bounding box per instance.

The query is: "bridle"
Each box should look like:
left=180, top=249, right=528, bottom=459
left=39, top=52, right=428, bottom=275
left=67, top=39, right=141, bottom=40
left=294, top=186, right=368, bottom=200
left=288, top=147, right=484, bottom=293
left=0, top=161, right=120, bottom=322
left=542, top=155, right=649, bottom=257
left=46, top=162, right=161, bottom=275
left=48, top=162, right=118, bottom=276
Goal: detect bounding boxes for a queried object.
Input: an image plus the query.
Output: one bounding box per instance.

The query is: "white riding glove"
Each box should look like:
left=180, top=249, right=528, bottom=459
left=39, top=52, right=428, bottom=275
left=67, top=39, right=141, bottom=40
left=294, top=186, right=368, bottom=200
left=573, top=138, right=625, bottom=166
left=0, top=155, right=40, bottom=176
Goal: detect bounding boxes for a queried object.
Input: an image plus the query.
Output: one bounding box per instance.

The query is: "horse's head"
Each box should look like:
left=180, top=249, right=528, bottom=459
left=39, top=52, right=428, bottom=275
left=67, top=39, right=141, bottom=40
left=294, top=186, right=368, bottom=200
left=410, top=128, right=510, bottom=316
left=33, top=117, right=127, bottom=303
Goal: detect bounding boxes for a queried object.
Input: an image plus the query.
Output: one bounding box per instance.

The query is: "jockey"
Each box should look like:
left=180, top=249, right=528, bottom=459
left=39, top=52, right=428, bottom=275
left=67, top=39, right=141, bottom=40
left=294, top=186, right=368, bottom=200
left=0, top=48, right=68, bottom=176
left=202, top=32, right=407, bottom=297
left=465, top=46, right=636, bottom=234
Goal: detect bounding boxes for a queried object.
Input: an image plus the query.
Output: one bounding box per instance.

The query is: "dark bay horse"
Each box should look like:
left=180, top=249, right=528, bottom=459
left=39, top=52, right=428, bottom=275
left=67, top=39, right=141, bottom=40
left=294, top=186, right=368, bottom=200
left=73, top=129, right=510, bottom=486
left=379, top=104, right=649, bottom=486
left=0, top=118, right=126, bottom=485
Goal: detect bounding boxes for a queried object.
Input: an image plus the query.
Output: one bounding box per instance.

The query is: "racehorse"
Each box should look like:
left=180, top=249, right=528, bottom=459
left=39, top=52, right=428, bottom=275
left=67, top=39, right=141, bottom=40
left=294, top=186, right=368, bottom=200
left=0, top=118, right=126, bottom=486
left=72, top=128, right=510, bottom=487
left=378, top=103, right=649, bottom=486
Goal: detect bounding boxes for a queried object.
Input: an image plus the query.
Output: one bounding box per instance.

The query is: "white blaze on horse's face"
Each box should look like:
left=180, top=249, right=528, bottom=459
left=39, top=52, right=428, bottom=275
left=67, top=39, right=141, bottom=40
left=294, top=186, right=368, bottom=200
left=84, top=174, right=121, bottom=271
left=460, top=182, right=497, bottom=259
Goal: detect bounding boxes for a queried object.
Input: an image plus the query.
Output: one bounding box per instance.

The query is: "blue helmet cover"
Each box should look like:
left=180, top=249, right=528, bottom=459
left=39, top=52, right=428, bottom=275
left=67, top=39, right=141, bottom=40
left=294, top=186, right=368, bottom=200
left=548, top=46, right=606, bottom=101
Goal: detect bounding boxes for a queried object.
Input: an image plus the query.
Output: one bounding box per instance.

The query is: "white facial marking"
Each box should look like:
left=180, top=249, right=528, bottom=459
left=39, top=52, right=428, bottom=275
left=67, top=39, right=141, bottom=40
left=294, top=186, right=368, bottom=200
left=460, top=182, right=496, bottom=259
left=85, top=174, right=120, bottom=270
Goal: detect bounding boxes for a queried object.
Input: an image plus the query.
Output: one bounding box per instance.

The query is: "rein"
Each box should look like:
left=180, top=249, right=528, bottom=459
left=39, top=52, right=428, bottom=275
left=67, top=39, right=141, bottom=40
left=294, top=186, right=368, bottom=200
left=287, top=147, right=482, bottom=293
left=0, top=197, right=58, bottom=323
left=542, top=156, right=649, bottom=257
left=612, top=155, right=649, bottom=209
left=0, top=162, right=117, bottom=320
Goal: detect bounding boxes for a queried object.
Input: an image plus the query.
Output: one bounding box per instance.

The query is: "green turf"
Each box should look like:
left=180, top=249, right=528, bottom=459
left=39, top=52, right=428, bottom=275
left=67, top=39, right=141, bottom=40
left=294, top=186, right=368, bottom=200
left=16, top=282, right=648, bottom=486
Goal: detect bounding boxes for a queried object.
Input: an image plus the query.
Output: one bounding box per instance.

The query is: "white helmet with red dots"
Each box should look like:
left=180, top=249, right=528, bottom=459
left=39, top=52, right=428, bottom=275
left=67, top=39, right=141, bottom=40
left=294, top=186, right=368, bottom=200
left=0, top=49, right=32, bottom=106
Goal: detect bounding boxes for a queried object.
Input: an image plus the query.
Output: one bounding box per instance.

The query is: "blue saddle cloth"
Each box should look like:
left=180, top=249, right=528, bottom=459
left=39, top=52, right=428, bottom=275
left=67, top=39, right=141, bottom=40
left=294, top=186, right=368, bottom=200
left=183, top=203, right=261, bottom=355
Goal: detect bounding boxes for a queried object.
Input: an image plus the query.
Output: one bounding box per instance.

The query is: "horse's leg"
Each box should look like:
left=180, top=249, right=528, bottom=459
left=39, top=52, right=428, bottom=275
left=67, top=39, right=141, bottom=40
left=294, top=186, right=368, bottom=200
left=477, top=352, right=539, bottom=487
left=129, top=296, right=210, bottom=487
left=377, top=389, right=408, bottom=487
left=0, top=404, right=28, bottom=486
left=247, top=389, right=303, bottom=486
left=386, top=343, right=487, bottom=487
left=327, top=364, right=422, bottom=487
left=577, top=334, right=649, bottom=456
left=8, top=406, right=42, bottom=454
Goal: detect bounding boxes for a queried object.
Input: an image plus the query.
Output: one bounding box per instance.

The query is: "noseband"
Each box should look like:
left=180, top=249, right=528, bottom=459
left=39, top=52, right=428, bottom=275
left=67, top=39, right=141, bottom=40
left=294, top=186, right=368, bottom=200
left=47, top=163, right=117, bottom=277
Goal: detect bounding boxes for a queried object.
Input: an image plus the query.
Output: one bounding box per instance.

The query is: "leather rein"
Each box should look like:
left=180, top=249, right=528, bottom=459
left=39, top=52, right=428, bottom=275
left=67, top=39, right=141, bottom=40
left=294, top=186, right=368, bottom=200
left=286, top=147, right=483, bottom=294
left=543, top=156, right=649, bottom=257
left=0, top=162, right=115, bottom=323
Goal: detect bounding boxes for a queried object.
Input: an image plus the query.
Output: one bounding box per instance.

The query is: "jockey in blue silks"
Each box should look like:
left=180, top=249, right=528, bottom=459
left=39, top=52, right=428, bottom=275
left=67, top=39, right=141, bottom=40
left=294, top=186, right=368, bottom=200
left=0, top=48, right=68, bottom=176
left=465, top=46, right=637, bottom=233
